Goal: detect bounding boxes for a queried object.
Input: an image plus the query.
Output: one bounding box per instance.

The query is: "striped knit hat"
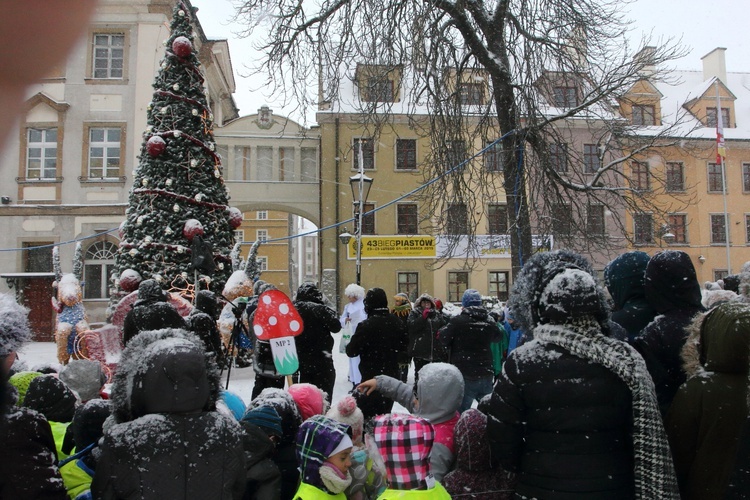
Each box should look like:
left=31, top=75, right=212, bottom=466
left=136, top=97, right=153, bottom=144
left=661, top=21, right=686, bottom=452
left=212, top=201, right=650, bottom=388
left=242, top=405, right=283, bottom=438
left=373, top=414, right=435, bottom=490
left=296, top=415, right=351, bottom=491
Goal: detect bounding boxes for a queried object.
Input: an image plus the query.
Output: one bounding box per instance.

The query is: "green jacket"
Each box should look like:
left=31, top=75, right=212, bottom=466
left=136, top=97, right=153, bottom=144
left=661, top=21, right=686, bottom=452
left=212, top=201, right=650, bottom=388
left=377, top=482, right=451, bottom=499
left=293, top=482, right=347, bottom=499
left=60, top=458, right=94, bottom=500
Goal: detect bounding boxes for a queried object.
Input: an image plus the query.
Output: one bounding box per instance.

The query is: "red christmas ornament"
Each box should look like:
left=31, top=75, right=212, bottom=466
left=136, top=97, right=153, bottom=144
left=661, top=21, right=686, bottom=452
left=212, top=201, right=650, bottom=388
left=183, top=219, right=204, bottom=242
left=228, top=207, right=243, bottom=229
left=119, top=269, right=142, bottom=293
left=146, top=136, right=166, bottom=157
left=172, top=36, right=193, bottom=58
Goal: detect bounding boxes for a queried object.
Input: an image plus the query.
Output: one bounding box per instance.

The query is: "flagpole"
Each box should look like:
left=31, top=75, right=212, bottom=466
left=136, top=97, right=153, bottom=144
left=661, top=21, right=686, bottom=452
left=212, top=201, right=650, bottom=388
left=715, top=80, right=732, bottom=274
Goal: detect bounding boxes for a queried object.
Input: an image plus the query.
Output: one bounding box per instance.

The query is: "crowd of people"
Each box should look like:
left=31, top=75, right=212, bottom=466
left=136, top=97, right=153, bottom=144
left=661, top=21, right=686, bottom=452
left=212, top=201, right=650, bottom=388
left=2, top=249, right=750, bottom=499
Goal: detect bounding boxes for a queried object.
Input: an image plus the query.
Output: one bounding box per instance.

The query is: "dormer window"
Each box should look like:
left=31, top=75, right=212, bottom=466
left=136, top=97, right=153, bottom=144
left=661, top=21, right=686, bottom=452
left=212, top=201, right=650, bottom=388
left=459, top=82, right=485, bottom=106
left=553, top=86, right=578, bottom=108
left=706, top=107, right=730, bottom=127
left=632, top=104, right=656, bottom=125
left=365, top=78, right=394, bottom=103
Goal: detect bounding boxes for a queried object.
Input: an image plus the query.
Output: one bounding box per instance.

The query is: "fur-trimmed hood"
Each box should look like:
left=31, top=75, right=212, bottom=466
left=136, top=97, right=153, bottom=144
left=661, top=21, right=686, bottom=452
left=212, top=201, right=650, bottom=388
left=109, top=328, right=220, bottom=424
left=681, top=301, right=750, bottom=378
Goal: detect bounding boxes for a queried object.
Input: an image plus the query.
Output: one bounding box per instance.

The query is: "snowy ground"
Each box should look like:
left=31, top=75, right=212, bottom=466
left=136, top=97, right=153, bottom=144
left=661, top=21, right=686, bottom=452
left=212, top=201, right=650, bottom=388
left=17, top=333, right=412, bottom=412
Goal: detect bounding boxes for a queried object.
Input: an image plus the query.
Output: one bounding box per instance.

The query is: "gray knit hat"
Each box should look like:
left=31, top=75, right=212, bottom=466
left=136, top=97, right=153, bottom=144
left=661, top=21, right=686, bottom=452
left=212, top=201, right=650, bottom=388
left=0, top=293, right=32, bottom=358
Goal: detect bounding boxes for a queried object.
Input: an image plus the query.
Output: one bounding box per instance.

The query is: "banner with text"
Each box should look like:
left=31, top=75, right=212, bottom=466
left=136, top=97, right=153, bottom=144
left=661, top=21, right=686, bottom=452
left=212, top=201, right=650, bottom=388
left=435, top=234, right=554, bottom=259
left=344, top=236, right=436, bottom=259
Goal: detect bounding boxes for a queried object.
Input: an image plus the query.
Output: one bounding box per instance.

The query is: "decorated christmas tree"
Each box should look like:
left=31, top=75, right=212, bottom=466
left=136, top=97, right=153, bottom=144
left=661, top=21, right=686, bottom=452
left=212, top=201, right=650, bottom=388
left=111, top=1, right=242, bottom=307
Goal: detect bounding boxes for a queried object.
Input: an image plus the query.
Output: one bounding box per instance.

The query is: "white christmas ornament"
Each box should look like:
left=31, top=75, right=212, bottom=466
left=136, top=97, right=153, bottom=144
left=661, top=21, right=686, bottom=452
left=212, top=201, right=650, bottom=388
left=129, top=248, right=138, bottom=256
left=214, top=169, right=221, bottom=178
left=144, top=236, right=153, bottom=243
left=209, top=143, right=215, bottom=151
left=194, top=193, right=204, bottom=202
left=174, top=130, right=181, bottom=138
left=173, top=204, right=180, bottom=212
left=177, top=246, right=185, bottom=253
left=160, top=107, right=168, bottom=114
left=218, top=262, right=224, bottom=270
left=190, top=159, right=197, bottom=167
left=160, top=61, right=167, bottom=69
left=192, top=109, right=198, bottom=116
left=178, top=9, right=185, bottom=16
left=164, top=227, right=173, bottom=235
left=181, top=272, right=188, bottom=279
left=165, top=179, right=173, bottom=187
left=172, top=83, right=180, bottom=91
left=141, top=178, right=148, bottom=186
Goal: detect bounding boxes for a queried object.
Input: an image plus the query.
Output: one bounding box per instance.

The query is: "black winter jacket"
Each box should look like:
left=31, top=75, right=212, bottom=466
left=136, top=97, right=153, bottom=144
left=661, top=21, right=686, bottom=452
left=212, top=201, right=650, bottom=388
left=632, top=250, right=704, bottom=414
left=480, top=338, right=635, bottom=500
left=293, top=299, right=341, bottom=368
left=438, top=306, right=503, bottom=380
left=346, top=309, right=406, bottom=380
left=239, top=421, right=282, bottom=500
left=93, top=329, right=245, bottom=499
left=122, top=300, right=187, bottom=345
left=407, top=294, right=447, bottom=361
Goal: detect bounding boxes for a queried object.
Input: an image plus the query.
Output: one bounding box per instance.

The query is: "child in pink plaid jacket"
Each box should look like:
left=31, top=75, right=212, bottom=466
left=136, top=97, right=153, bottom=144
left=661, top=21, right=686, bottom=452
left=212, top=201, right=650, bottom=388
left=372, top=414, right=451, bottom=498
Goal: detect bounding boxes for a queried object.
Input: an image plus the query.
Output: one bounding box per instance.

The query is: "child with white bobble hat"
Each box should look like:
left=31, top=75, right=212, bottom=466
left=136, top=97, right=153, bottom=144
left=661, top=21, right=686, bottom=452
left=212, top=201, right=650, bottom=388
left=327, top=395, right=386, bottom=499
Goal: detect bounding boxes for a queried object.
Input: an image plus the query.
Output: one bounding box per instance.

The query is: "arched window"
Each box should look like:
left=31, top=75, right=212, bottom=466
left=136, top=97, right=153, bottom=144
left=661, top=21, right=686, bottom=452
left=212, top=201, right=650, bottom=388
left=84, top=240, right=117, bottom=299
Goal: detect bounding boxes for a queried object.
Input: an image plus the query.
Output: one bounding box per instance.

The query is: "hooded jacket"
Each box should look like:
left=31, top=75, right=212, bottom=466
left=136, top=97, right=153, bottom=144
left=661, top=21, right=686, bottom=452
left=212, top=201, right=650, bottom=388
left=443, top=409, right=514, bottom=499
left=666, top=301, right=750, bottom=499
left=295, top=415, right=351, bottom=498
left=92, top=329, right=245, bottom=499
left=374, top=362, right=463, bottom=481
left=187, top=289, right=224, bottom=362
left=438, top=305, right=503, bottom=380
left=633, top=250, right=704, bottom=414
left=294, top=283, right=341, bottom=397
left=373, top=414, right=451, bottom=499
left=407, top=294, right=447, bottom=361
left=604, top=251, right=657, bottom=340
left=122, top=279, right=188, bottom=345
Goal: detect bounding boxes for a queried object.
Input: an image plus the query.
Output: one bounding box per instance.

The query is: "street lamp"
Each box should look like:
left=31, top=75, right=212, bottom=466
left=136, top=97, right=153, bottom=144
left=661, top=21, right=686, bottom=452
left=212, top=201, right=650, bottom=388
left=349, top=151, right=373, bottom=285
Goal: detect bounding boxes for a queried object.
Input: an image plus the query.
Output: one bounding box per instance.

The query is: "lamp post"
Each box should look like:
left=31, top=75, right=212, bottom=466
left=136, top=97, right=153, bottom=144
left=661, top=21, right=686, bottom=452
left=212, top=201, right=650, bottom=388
left=349, top=144, right=373, bottom=285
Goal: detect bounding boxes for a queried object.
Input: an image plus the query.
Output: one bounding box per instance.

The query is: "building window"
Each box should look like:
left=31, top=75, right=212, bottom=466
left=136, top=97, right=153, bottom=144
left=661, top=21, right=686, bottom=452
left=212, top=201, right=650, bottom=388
left=87, top=127, right=122, bottom=178
left=256, top=230, right=268, bottom=242
left=257, top=211, right=268, bottom=220
left=353, top=138, right=374, bottom=170
left=397, top=204, right=419, bottom=235
left=489, top=271, right=509, bottom=302
left=488, top=204, right=508, bottom=234
left=553, top=86, right=578, bottom=108
left=587, top=204, right=605, bottom=235
left=714, top=270, right=729, bottom=281
left=397, top=272, right=419, bottom=302
left=279, top=147, right=296, bottom=181
left=257, top=146, right=273, bottom=181
left=552, top=203, right=572, bottom=235
left=634, top=213, right=653, bottom=244
left=446, top=203, right=468, bottom=235
left=445, top=140, right=466, bottom=169
left=459, top=82, right=484, bottom=106
left=743, top=163, right=750, bottom=193
left=668, top=214, right=687, bottom=244
left=631, top=161, right=650, bottom=191
left=396, top=139, right=417, bottom=170
left=666, top=162, right=685, bottom=192
left=711, top=214, right=727, bottom=244
left=549, top=143, right=568, bottom=173
left=365, top=78, right=394, bottom=102
left=234, top=230, right=244, bottom=243
left=83, top=240, right=117, bottom=299
left=92, top=33, right=125, bottom=79
left=632, top=104, right=656, bottom=126
left=448, top=271, right=469, bottom=303
left=301, top=147, right=317, bottom=181
left=746, top=214, right=750, bottom=244
left=26, top=128, right=58, bottom=179
left=708, top=162, right=725, bottom=193
left=484, top=141, right=503, bottom=172
left=706, top=107, right=730, bottom=128
left=354, top=202, right=375, bottom=235
left=258, top=256, right=268, bottom=272
left=583, top=144, right=600, bottom=174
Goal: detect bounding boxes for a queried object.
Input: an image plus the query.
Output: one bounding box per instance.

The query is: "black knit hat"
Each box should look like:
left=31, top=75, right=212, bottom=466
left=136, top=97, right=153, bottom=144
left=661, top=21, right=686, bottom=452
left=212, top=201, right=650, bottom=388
left=242, top=404, right=283, bottom=438
left=23, top=374, right=78, bottom=423
left=537, top=265, right=604, bottom=324
left=71, top=399, right=111, bottom=450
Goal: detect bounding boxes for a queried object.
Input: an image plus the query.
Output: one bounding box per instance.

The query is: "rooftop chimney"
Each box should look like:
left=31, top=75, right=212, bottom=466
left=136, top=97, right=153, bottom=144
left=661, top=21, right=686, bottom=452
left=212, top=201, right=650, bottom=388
left=701, top=47, right=727, bottom=83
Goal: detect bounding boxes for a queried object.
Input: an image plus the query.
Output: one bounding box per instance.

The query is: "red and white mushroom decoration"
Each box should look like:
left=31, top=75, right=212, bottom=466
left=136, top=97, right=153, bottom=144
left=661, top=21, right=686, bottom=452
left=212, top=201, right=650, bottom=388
left=252, top=289, right=304, bottom=375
